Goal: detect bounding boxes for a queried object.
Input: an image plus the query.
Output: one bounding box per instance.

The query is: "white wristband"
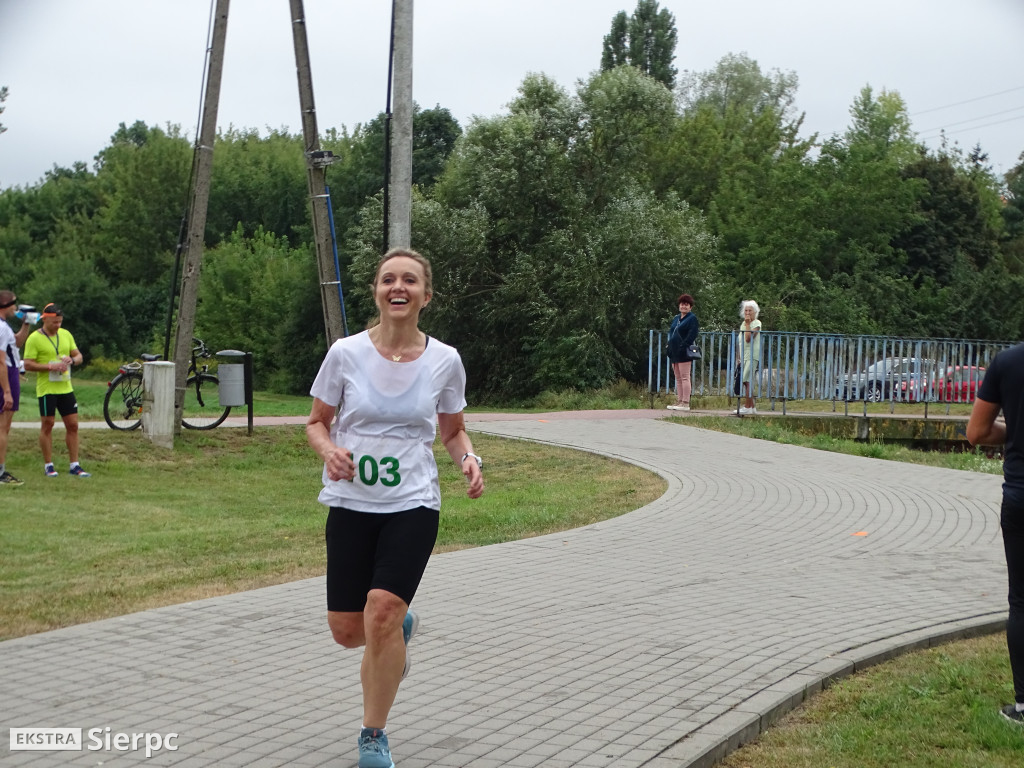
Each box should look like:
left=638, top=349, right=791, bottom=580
left=460, top=452, right=482, bottom=468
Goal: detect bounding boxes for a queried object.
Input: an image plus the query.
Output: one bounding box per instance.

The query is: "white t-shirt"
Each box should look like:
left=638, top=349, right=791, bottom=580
left=309, top=330, right=468, bottom=513
left=0, top=318, right=21, bottom=370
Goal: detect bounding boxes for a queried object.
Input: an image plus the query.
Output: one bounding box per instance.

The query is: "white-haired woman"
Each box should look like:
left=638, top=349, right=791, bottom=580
left=737, top=300, right=761, bottom=415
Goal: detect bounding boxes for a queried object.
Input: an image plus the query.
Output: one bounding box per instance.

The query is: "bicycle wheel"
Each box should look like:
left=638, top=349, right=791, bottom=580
left=181, top=373, right=231, bottom=430
left=103, top=371, right=144, bottom=431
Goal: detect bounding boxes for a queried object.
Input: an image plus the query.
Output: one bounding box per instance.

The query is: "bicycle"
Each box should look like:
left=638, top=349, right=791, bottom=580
left=103, top=338, right=231, bottom=431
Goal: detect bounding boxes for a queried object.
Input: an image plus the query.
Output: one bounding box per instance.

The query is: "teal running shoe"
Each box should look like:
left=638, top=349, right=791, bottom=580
left=358, top=727, right=394, bottom=768
left=402, top=609, right=419, bottom=680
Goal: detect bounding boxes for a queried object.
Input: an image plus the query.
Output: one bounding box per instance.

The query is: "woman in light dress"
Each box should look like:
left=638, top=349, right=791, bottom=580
left=737, top=300, right=761, bottom=415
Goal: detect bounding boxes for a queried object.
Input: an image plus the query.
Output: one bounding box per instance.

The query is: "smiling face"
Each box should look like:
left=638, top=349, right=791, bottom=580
left=678, top=301, right=691, bottom=316
left=373, top=254, right=432, bottom=322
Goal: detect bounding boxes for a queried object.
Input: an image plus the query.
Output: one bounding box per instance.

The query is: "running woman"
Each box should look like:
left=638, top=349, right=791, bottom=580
left=306, top=247, right=484, bottom=768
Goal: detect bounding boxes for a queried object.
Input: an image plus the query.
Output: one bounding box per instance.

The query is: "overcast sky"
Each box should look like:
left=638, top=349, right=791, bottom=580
left=2, top=0, right=1023, bottom=190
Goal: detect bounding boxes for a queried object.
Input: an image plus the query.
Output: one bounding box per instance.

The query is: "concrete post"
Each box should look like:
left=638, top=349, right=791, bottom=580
left=388, top=0, right=413, bottom=248
left=142, top=361, right=176, bottom=449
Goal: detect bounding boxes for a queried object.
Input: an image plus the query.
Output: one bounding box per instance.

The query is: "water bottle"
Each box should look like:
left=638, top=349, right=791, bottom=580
left=15, top=305, right=40, bottom=325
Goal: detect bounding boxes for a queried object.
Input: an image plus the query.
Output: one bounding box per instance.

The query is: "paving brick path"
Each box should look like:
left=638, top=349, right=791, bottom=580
left=1, top=412, right=1006, bottom=767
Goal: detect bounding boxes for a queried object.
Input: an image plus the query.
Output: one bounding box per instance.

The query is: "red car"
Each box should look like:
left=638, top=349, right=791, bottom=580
left=901, top=365, right=985, bottom=403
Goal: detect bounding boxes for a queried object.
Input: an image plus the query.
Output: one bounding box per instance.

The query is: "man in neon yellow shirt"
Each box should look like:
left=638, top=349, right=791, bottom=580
left=22, top=303, right=91, bottom=477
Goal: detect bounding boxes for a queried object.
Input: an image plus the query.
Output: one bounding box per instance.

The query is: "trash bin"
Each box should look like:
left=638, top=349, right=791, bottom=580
left=216, top=350, right=247, bottom=407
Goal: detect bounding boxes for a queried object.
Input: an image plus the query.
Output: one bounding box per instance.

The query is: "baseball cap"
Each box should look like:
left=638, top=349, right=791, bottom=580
left=41, top=303, right=63, bottom=317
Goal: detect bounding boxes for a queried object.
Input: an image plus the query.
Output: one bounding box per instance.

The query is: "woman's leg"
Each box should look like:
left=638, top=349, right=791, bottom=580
left=360, top=590, right=411, bottom=728
left=326, top=507, right=438, bottom=730
left=326, top=593, right=407, bottom=730
left=671, top=362, right=684, bottom=404
left=742, top=365, right=756, bottom=409
left=326, top=595, right=408, bottom=730
left=678, top=361, right=692, bottom=406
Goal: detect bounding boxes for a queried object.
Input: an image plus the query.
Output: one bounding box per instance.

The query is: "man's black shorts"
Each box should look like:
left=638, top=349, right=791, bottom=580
left=38, top=392, right=78, bottom=418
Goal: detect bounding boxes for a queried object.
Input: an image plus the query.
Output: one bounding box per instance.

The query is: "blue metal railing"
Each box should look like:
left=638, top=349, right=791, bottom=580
left=648, top=330, right=1015, bottom=413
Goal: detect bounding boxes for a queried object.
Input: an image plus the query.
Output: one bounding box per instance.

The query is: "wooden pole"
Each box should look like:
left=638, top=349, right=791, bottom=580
left=289, top=0, right=345, bottom=344
left=172, top=0, right=230, bottom=435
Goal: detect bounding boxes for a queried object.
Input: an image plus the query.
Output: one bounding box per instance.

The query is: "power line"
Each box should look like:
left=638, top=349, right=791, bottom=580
left=910, top=85, right=1024, bottom=117
left=918, top=113, right=1024, bottom=143
left=918, top=104, right=1024, bottom=134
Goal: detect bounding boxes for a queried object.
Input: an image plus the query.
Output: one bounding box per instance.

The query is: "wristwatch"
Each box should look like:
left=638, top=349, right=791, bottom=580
left=460, top=452, right=483, bottom=468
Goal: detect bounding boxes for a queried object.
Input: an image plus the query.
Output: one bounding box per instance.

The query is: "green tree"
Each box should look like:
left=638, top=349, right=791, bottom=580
left=360, top=71, right=717, bottom=397
left=92, top=121, right=192, bottom=285
left=894, top=151, right=999, bottom=286
left=0, top=85, right=8, bottom=136
left=0, top=162, right=104, bottom=311
left=700, top=92, right=925, bottom=335
left=844, top=85, right=919, bottom=165
left=677, top=52, right=799, bottom=123
left=23, top=221, right=129, bottom=361
left=207, top=127, right=309, bottom=245
left=661, top=53, right=807, bottom=213
left=574, top=66, right=677, bottom=209
left=196, top=226, right=325, bottom=393
left=600, top=0, right=678, bottom=89
left=1001, top=152, right=1024, bottom=272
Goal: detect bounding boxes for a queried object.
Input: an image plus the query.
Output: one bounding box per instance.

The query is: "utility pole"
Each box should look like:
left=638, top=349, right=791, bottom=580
left=290, top=0, right=345, bottom=344
left=388, top=0, right=414, bottom=248
left=172, top=0, right=230, bottom=434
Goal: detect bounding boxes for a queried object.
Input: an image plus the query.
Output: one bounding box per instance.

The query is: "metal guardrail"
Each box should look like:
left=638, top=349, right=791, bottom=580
left=648, top=330, right=1015, bottom=414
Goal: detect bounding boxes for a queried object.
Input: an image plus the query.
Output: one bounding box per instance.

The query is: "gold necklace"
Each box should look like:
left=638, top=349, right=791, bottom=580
left=373, top=329, right=418, bottom=362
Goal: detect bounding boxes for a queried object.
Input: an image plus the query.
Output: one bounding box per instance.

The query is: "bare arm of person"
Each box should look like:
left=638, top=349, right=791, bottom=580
left=438, top=411, right=484, bottom=499
left=305, top=397, right=355, bottom=482
left=966, top=397, right=1005, bottom=447
left=22, top=357, right=60, bottom=373
left=13, top=323, right=30, bottom=347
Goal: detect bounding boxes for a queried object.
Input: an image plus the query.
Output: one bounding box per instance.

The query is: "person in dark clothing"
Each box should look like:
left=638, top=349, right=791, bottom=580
left=967, top=342, right=1024, bottom=726
left=666, top=293, right=699, bottom=411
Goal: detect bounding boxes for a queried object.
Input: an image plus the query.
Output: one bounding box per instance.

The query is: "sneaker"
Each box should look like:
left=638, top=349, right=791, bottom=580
left=44, top=464, right=58, bottom=478
left=69, top=466, right=91, bottom=477
left=737, top=406, right=750, bottom=415
left=358, top=727, right=394, bottom=768
left=666, top=404, right=679, bottom=410
left=678, top=405, right=691, bottom=412
left=1001, top=704, right=1024, bottom=725
left=402, top=609, right=419, bottom=680
left=0, top=471, right=24, bottom=486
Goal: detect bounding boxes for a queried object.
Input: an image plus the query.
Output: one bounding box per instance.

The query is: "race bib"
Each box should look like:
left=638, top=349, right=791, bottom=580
left=348, top=450, right=403, bottom=488
left=322, top=432, right=435, bottom=511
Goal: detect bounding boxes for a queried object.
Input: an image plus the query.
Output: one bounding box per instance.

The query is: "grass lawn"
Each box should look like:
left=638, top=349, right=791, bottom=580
left=717, top=632, right=1022, bottom=768
left=672, top=412, right=1001, bottom=475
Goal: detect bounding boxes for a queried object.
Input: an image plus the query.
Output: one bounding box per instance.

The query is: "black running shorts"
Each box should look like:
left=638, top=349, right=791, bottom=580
left=325, top=505, right=439, bottom=612
left=38, top=392, right=78, bottom=418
